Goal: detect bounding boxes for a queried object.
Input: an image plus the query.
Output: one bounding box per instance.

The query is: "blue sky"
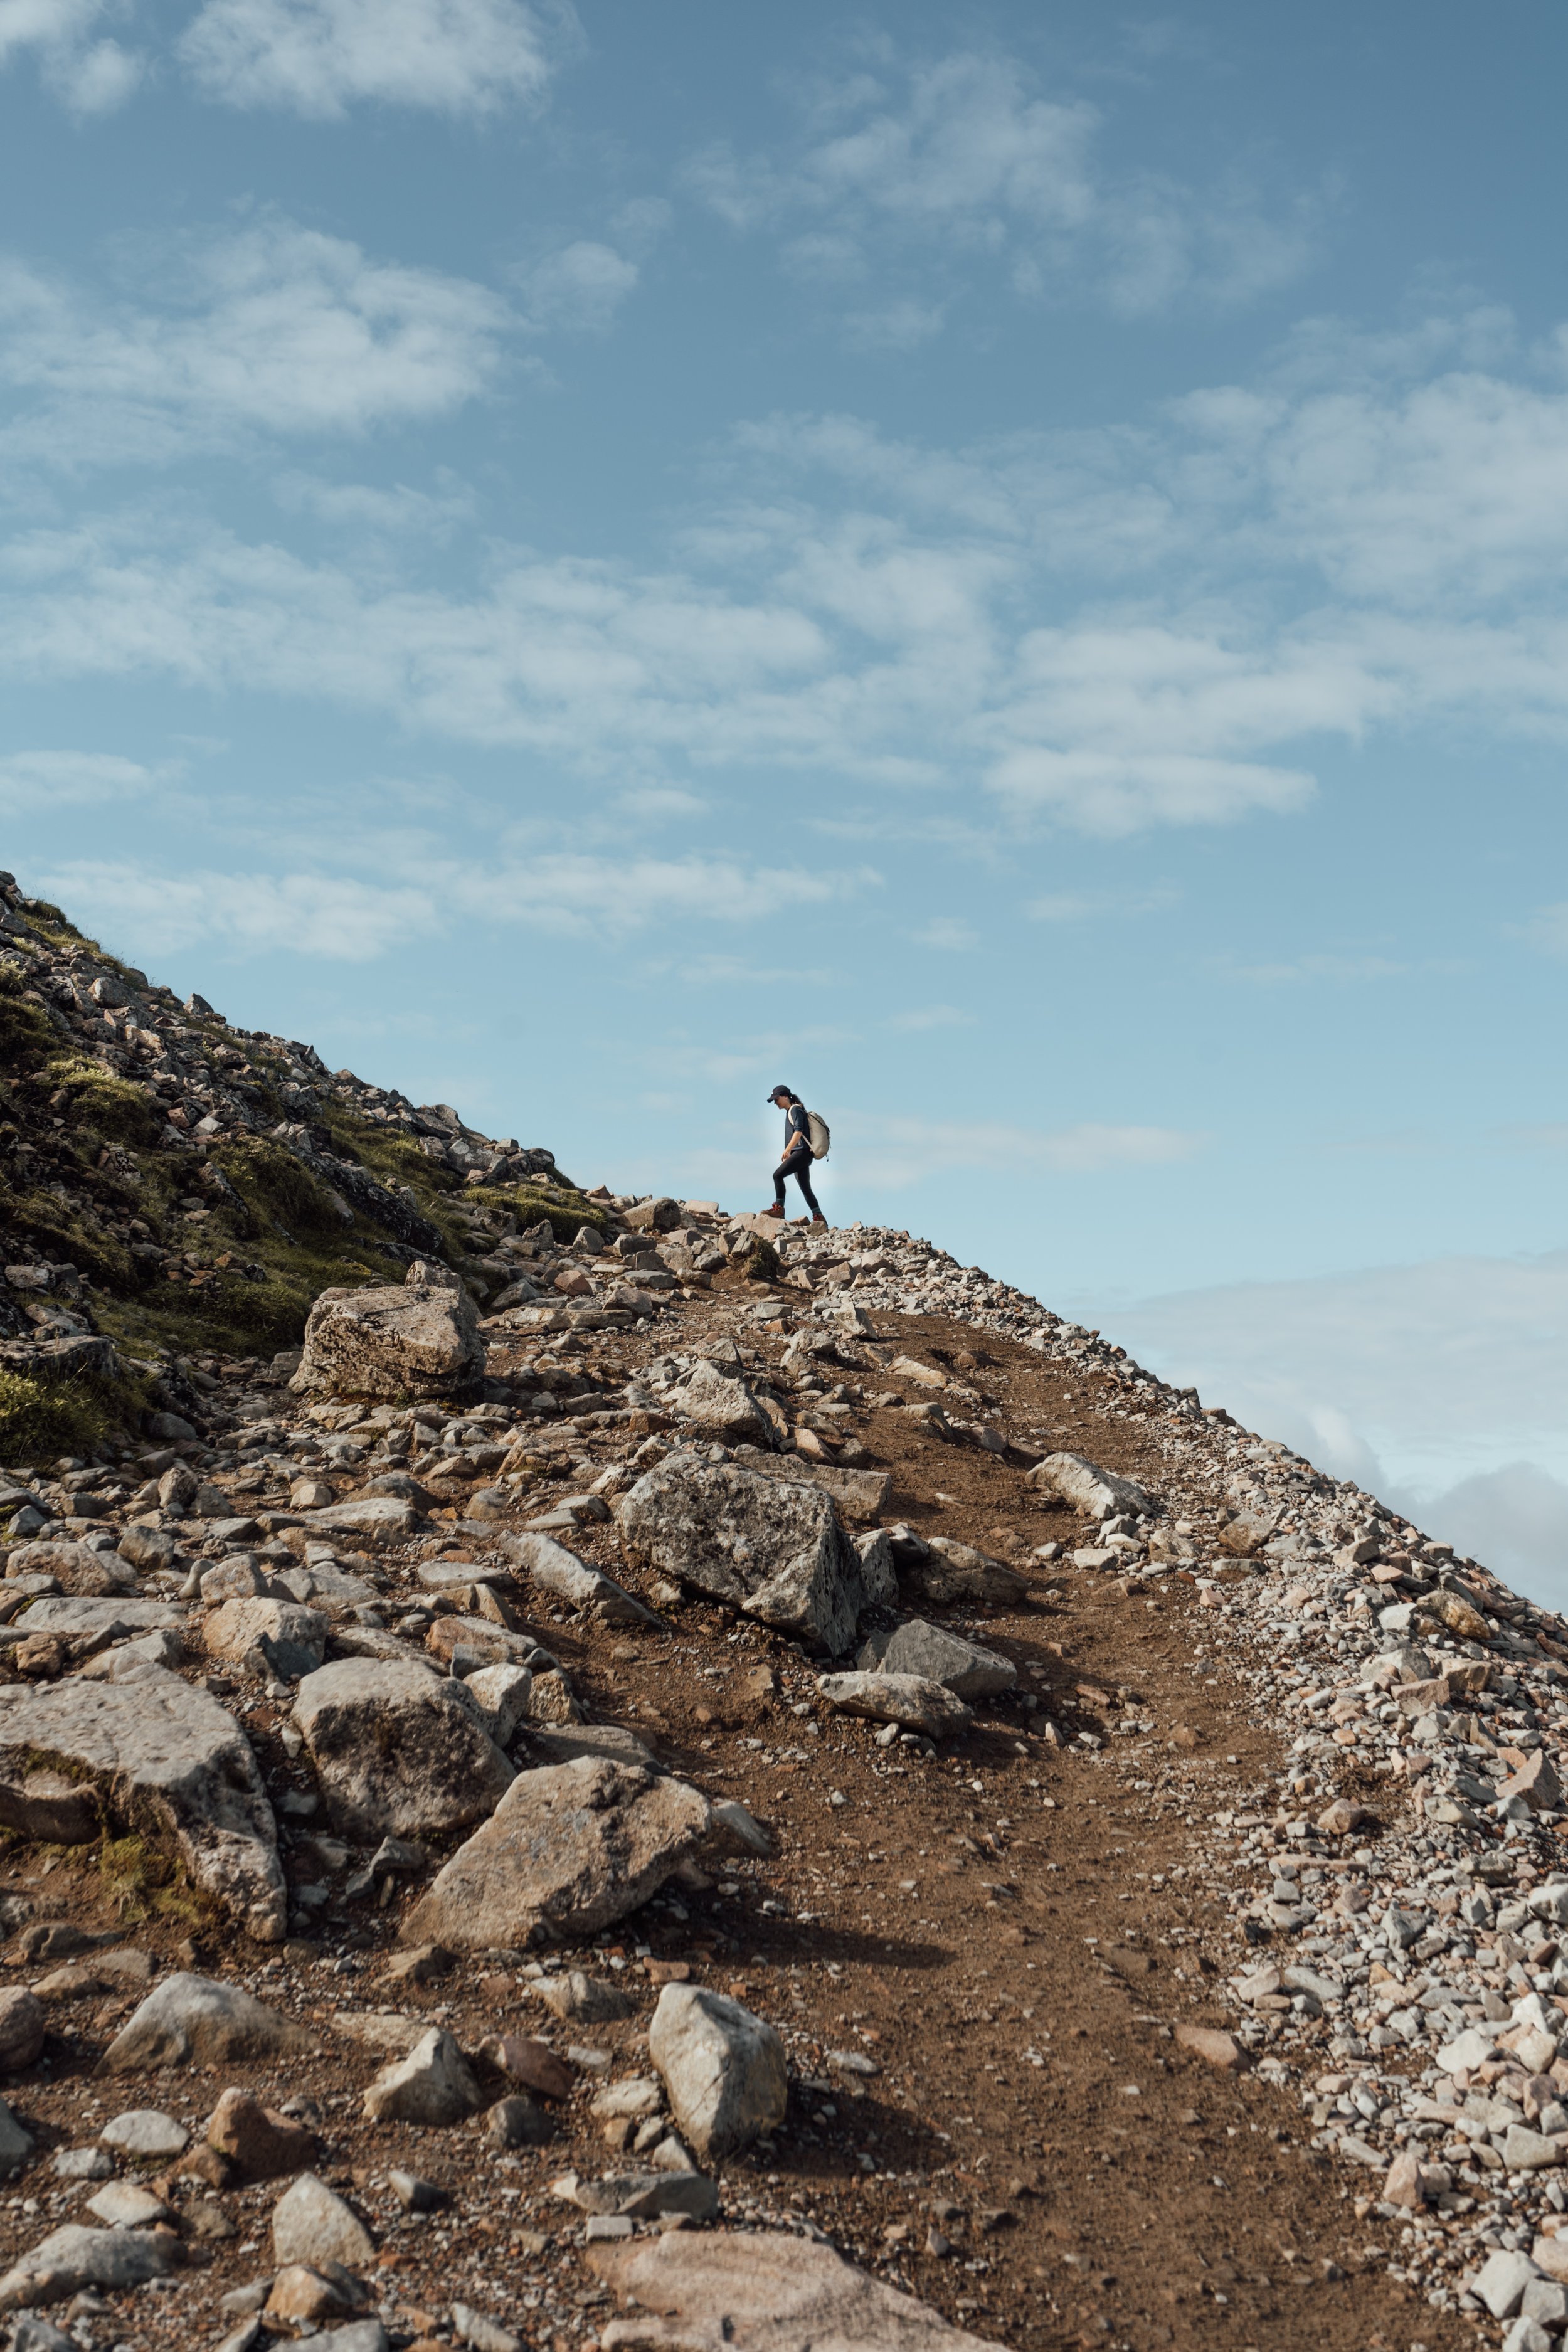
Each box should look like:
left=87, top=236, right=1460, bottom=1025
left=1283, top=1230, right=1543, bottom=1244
left=4, top=1, right=1568, bottom=1592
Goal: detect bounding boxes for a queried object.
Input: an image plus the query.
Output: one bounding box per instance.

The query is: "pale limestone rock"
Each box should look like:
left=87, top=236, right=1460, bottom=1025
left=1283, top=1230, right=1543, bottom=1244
left=294, top=1283, right=484, bottom=1401
left=292, top=1658, right=513, bottom=1841
left=0, top=1665, right=285, bottom=1939
left=649, top=1984, right=787, bottom=2161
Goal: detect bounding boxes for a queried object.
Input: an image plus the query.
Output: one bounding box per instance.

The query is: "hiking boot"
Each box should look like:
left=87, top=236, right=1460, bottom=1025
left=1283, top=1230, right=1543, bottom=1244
left=810, top=1214, right=828, bottom=1227
left=761, top=1202, right=785, bottom=1219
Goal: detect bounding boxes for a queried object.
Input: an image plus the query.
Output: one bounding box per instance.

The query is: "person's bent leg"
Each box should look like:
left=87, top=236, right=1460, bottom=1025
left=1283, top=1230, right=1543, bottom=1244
left=785, top=1150, right=824, bottom=1220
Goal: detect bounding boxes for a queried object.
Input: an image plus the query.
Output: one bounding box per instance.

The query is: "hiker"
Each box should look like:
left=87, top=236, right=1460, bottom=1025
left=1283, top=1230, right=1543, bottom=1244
left=763, top=1083, right=827, bottom=1226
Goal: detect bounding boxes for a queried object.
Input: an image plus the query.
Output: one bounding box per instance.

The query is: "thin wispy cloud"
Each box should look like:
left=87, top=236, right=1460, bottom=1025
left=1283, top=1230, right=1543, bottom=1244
left=177, top=0, right=576, bottom=119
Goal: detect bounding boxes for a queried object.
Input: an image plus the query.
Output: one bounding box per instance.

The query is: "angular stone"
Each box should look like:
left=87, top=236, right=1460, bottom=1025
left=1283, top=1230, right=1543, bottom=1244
left=649, top=1985, right=787, bottom=2162
left=0, top=2098, right=33, bottom=2175
left=532, top=1971, right=636, bottom=2025
left=1475, top=2247, right=1541, bottom=2319
left=903, top=1537, right=1027, bottom=1608
left=618, top=1455, right=867, bottom=1653
left=272, top=2171, right=376, bottom=2270
left=857, top=1619, right=1015, bottom=1700
left=1174, top=2024, right=1247, bottom=2070
left=3, top=1597, right=181, bottom=1656
left=403, top=1758, right=711, bottom=1952
left=207, top=2088, right=316, bottom=2182
left=729, top=1451, right=893, bottom=1523
left=676, top=1360, right=773, bottom=1449
left=100, top=1973, right=311, bottom=2073
left=587, top=2228, right=1009, bottom=2351
left=1502, top=1750, right=1565, bottom=1815
left=300, top=1498, right=418, bottom=1540
left=461, top=1662, right=534, bottom=1745
left=500, top=1532, right=659, bottom=1628
left=815, top=1671, right=973, bottom=1738
left=292, top=1658, right=514, bottom=1842
left=204, top=1598, right=327, bottom=1683
left=0, top=2222, right=179, bottom=2311
left=482, top=2034, right=576, bottom=2100
left=1027, top=1452, right=1157, bottom=1519
left=85, top=2180, right=171, bottom=2228
left=0, top=1665, right=286, bottom=1940
left=294, top=1283, right=484, bottom=1402
left=3, top=1542, right=135, bottom=1596
left=481, top=2093, right=554, bottom=2148
left=363, top=2028, right=485, bottom=2126
left=1505, top=2124, right=1564, bottom=2170
left=100, top=2108, right=189, bottom=2158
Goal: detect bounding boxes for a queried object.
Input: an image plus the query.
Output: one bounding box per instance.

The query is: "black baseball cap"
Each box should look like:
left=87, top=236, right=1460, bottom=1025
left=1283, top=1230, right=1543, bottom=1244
left=766, top=1084, right=793, bottom=1100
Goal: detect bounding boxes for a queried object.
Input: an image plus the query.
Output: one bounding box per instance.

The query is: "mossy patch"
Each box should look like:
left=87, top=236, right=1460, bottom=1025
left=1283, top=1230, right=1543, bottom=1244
left=98, top=1830, right=208, bottom=1929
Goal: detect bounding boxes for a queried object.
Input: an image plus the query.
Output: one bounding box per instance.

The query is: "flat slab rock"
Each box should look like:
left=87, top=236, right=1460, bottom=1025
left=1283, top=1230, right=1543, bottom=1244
left=858, top=1619, right=1016, bottom=1700
left=617, top=1453, right=869, bottom=1653
left=0, top=2220, right=179, bottom=2311
left=588, top=2228, right=1008, bottom=2352
left=815, top=1670, right=973, bottom=1737
left=1, top=1597, right=182, bottom=1655
left=401, top=1756, right=711, bottom=1952
left=501, top=1531, right=660, bottom=1628
left=0, top=1663, right=287, bottom=1940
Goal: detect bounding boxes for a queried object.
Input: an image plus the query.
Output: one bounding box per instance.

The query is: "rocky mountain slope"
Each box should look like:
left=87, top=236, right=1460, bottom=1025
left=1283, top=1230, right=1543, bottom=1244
left=1, top=882, right=1566, bottom=2352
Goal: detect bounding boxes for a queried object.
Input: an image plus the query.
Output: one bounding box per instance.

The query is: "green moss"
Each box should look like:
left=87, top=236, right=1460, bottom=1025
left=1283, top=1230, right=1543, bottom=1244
left=97, top=1830, right=208, bottom=1928
left=0, top=968, right=58, bottom=1073
left=0, top=1367, right=119, bottom=1459
left=43, top=1054, right=159, bottom=1147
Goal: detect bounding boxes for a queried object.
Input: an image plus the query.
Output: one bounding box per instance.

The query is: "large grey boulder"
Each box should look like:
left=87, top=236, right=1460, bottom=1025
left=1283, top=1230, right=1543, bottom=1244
left=99, top=1973, right=312, bottom=2072
left=292, top=1658, right=514, bottom=1841
left=0, top=2222, right=179, bottom=2312
left=587, top=2228, right=1009, bottom=2352
left=618, top=1456, right=867, bottom=1653
left=815, top=1671, right=973, bottom=1738
left=858, top=1619, right=1015, bottom=1700
left=649, top=1984, right=787, bottom=2161
left=204, top=1597, right=327, bottom=1682
left=501, top=1531, right=660, bottom=1628
left=0, top=1665, right=286, bottom=1939
left=401, top=1756, right=711, bottom=1952
left=1027, top=1451, right=1156, bottom=1519
left=294, top=1283, right=484, bottom=1401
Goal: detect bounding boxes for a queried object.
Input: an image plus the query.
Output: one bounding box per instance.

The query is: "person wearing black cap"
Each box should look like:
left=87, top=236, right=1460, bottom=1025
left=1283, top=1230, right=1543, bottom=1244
left=763, top=1084, right=826, bottom=1226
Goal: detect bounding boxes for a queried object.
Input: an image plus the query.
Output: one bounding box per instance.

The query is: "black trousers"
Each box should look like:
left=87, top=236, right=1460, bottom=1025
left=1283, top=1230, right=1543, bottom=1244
left=773, top=1147, right=822, bottom=1217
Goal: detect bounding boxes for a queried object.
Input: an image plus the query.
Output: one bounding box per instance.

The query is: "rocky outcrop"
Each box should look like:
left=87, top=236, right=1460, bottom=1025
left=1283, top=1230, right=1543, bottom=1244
left=0, top=1665, right=286, bottom=1939
left=401, top=1756, right=711, bottom=1952
left=617, top=1454, right=869, bottom=1653
left=292, top=1283, right=484, bottom=1401
left=292, top=1658, right=515, bottom=1841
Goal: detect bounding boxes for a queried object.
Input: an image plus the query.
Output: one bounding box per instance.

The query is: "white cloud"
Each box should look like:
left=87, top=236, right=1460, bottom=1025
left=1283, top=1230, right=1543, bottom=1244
left=516, top=240, right=638, bottom=334
left=845, top=1113, right=1202, bottom=1183
left=272, top=470, right=476, bottom=538
left=0, top=0, right=142, bottom=112
left=1108, top=1248, right=1568, bottom=1608
left=911, top=918, right=976, bottom=950
left=885, top=1004, right=973, bottom=1031
left=33, top=848, right=874, bottom=963
left=177, top=0, right=573, bottom=119
left=686, top=49, right=1325, bottom=336
left=34, top=861, right=437, bottom=960
left=0, top=220, right=511, bottom=463
left=0, top=746, right=160, bottom=810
